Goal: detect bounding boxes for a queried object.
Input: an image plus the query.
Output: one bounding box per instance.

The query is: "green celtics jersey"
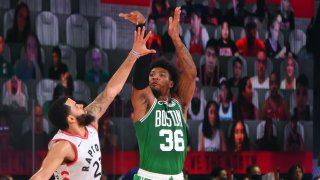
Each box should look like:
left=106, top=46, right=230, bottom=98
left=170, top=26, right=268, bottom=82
left=134, top=98, right=187, bottom=175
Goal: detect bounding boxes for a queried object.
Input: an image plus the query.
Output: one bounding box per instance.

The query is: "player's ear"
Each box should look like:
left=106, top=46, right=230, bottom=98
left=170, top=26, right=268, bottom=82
left=67, top=115, right=76, bottom=125
left=169, top=80, right=174, bottom=88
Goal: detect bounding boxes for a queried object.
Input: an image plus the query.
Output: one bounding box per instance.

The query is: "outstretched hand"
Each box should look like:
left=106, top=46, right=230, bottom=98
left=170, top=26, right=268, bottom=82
left=119, top=11, right=145, bottom=25
left=132, top=27, right=156, bottom=56
left=168, top=7, right=181, bottom=40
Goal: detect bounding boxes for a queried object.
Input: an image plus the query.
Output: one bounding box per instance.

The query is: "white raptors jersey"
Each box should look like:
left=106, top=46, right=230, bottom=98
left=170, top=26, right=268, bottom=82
left=49, top=125, right=102, bottom=180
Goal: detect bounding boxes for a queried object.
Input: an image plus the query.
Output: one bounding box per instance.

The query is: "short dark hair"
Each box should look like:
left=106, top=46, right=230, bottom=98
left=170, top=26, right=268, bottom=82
left=48, top=96, right=70, bottom=130
left=150, top=58, right=179, bottom=94
left=270, top=71, right=279, bottom=86
left=245, top=16, right=257, bottom=30
left=147, top=15, right=156, bottom=23
left=211, top=166, right=224, bottom=177
left=296, top=74, right=309, bottom=89
left=238, top=76, right=250, bottom=101
left=191, top=7, right=202, bottom=18
left=246, top=164, right=259, bottom=175
left=233, top=57, right=243, bottom=67
left=52, top=46, right=61, bottom=59
left=287, top=163, right=304, bottom=180
left=206, top=39, right=216, bottom=50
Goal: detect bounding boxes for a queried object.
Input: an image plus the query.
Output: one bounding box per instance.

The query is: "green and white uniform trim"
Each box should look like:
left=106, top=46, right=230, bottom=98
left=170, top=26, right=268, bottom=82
left=134, top=98, right=187, bottom=175
left=133, top=169, right=184, bottom=180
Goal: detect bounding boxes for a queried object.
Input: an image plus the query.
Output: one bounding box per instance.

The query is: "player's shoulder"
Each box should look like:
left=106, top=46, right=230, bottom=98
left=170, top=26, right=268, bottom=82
left=48, top=140, right=77, bottom=163
left=172, top=96, right=184, bottom=109
left=51, top=140, right=73, bottom=150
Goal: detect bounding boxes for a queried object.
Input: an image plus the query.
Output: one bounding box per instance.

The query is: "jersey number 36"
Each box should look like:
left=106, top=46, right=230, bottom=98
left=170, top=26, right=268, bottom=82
left=159, top=129, right=185, bottom=151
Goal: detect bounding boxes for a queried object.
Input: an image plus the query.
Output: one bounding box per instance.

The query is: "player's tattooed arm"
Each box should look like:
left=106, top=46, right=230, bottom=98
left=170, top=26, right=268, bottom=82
left=169, top=7, right=196, bottom=118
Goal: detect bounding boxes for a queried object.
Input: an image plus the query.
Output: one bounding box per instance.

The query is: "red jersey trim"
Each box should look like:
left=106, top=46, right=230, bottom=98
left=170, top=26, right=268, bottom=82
left=61, top=171, right=69, bottom=175
left=62, top=128, right=88, bottom=139
left=90, top=123, right=98, bottom=132
left=50, top=139, right=78, bottom=166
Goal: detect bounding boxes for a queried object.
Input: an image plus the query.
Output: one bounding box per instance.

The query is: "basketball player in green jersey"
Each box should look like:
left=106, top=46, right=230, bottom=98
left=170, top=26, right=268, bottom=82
left=119, top=7, right=196, bottom=180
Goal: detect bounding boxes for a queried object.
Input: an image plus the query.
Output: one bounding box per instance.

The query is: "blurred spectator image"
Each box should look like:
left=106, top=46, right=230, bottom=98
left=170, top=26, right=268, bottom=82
left=198, top=101, right=227, bottom=151
left=0, top=35, right=13, bottom=78
left=234, top=77, right=259, bottom=120
left=211, top=166, right=228, bottom=180
left=99, top=113, right=118, bottom=151
left=225, top=0, right=250, bottom=27
left=298, top=17, right=315, bottom=60
left=48, top=46, right=69, bottom=80
left=251, top=51, right=269, bottom=89
left=2, top=75, right=27, bottom=113
left=287, top=164, right=304, bottom=180
left=198, top=41, right=221, bottom=86
left=255, top=0, right=269, bottom=23
left=43, top=72, right=73, bottom=118
left=15, top=33, right=44, bottom=80
left=146, top=16, right=162, bottom=59
left=236, top=20, right=265, bottom=57
left=284, top=116, right=304, bottom=151
left=203, top=0, right=223, bottom=25
left=57, top=72, right=74, bottom=97
left=293, top=74, right=311, bottom=121
left=228, top=120, right=250, bottom=151
left=6, top=2, right=31, bottom=43
left=260, top=72, right=290, bottom=121
left=246, top=164, right=262, bottom=180
left=180, top=0, right=195, bottom=23
left=184, top=9, right=209, bottom=54
left=279, top=0, right=295, bottom=30
left=20, top=104, right=50, bottom=150
left=217, top=81, right=234, bottom=121
left=255, top=119, right=280, bottom=151
left=22, top=104, right=51, bottom=137
left=149, top=0, right=169, bottom=22
left=85, top=48, right=109, bottom=83
left=188, top=78, right=206, bottom=121
left=227, top=57, right=243, bottom=87
left=265, top=17, right=288, bottom=59
left=281, top=55, right=296, bottom=90
left=215, top=21, right=239, bottom=56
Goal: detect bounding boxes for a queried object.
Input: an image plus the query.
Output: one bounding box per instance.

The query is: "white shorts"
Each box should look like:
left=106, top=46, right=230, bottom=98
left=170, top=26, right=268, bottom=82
left=137, top=168, right=184, bottom=180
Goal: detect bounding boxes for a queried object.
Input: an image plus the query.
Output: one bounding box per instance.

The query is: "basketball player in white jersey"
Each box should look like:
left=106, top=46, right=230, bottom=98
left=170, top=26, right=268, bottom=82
left=30, top=28, right=156, bottom=180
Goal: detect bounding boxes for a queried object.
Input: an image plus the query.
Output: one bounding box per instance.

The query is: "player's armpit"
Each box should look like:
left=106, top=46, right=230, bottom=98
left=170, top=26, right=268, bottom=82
left=131, top=87, right=154, bottom=122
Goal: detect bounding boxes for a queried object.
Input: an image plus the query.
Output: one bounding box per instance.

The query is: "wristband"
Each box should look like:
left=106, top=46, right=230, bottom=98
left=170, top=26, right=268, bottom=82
left=130, top=49, right=141, bottom=59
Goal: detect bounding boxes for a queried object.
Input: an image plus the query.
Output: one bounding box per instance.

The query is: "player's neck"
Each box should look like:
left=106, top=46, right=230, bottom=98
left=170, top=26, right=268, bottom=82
left=66, top=125, right=87, bottom=137
left=157, top=94, right=171, bottom=103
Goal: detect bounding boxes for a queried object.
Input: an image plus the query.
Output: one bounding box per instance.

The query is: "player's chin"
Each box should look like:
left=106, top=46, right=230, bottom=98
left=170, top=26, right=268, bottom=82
left=151, top=87, right=161, bottom=97
left=150, top=85, right=160, bottom=91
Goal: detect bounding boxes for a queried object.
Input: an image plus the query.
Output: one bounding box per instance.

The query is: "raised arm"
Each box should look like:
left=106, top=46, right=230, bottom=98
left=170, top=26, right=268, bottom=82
left=119, top=11, right=156, bottom=122
left=85, top=27, right=155, bottom=127
left=30, top=141, right=75, bottom=180
left=169, top=7, right=197, bottom=118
